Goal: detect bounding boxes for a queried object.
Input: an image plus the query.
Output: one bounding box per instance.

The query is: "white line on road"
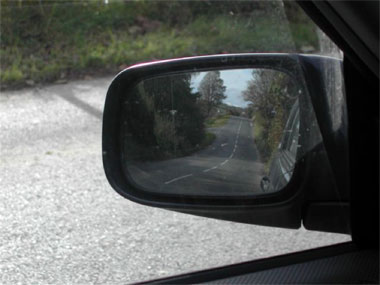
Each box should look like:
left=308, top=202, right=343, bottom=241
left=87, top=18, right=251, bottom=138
left=203, top=166, right=218, bottom=173
left=164, top=174, right=193, bottom=184
left=238, top=121, right=242, bottom=133
left=201, top=119, right=243, bottom=174
left=228, top=120, right=242, bottom=161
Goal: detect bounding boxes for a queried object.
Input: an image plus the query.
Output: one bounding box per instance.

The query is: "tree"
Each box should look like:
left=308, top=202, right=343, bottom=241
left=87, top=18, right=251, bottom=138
left=123, top=73, right=205, bottom=160
left=242, top=69, right=298, bottom=162
left=198, top=71, right=227, bottom=117
left=243, top=69, right=297, bottom=121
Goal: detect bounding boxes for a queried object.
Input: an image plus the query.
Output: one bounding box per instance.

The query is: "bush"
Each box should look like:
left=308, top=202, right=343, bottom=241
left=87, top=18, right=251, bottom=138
left=1, top=1, right=319, bottom=89
left=245, top=70, right=298, bottom=164
left=154, top=113, right=180, bottom=154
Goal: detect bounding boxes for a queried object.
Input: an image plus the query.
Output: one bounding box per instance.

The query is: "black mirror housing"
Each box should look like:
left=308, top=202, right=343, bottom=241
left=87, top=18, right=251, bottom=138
left=102, top=54, right=349, bottom=232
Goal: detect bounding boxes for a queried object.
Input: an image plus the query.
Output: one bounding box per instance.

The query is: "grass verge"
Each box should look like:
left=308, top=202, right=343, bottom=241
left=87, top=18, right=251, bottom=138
left=1, top=2, right=318, bottom=90
left=200, top=132, right=216, bottom=149
left=205, top=115, right=230, bottom=128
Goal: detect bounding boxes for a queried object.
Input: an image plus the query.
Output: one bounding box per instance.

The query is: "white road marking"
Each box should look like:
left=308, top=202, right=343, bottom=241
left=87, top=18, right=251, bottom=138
left=228, top=120, right=242, bottom=161
left=201, top=119, right=243, bottom=174
left=203, top=166, right=218, bottom=173
left=164, top=174, right=193, bottom=184
left=162, top=119, right=246, bottom=182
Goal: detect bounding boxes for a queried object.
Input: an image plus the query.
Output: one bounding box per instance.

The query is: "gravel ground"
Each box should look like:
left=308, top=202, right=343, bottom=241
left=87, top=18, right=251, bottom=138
left=0, top=78, right=350, bottom=284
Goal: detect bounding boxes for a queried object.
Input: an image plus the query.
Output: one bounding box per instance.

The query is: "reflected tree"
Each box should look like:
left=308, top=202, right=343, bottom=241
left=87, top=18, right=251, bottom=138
left=243, top=70, right=298, bottom=162
left=198, top=71, right=227, bottom=117
left=123, top=73, right=205, bottom=160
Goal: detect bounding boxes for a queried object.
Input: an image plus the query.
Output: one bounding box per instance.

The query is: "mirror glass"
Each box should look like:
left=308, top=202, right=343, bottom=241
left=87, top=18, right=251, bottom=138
left=121, top=68, right=301, bottom=196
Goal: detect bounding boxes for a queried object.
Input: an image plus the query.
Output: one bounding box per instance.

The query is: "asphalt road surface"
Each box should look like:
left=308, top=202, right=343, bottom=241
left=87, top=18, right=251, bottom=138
left=129, top=116, right=265, bottom=196
left=0, top=77, right=350, bottom=284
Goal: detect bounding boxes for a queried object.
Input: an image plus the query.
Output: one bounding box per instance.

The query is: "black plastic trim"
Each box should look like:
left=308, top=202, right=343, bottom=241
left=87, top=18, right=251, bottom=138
left=303, top=202, right=350, bottom=234
left=297, top=1, right=378, bottom=79
left=103, top=54, right=308, bottom=207
left=139, top=242, right=357, bottom=284
left=102, top=53, right=346, bottom=229
left=298, top=0, right=378, bottom=248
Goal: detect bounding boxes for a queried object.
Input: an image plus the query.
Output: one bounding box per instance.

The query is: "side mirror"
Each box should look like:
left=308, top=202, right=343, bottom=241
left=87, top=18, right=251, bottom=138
left=102, top=54, right=350, bottom=233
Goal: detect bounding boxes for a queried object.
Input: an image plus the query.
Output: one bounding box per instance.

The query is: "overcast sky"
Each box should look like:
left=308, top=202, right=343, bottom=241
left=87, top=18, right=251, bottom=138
left=191, top=69, right=253, bottom=108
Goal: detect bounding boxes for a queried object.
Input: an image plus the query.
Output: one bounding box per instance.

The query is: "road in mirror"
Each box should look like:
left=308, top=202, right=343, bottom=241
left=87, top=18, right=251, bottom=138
left=121, top=68, right=300, bottom=196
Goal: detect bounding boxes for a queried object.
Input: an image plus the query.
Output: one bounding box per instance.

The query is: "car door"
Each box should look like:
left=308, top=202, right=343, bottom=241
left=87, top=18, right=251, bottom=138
left=1, top=1, right=377, bottom=284
left=100, top=1, right=378, bottom=283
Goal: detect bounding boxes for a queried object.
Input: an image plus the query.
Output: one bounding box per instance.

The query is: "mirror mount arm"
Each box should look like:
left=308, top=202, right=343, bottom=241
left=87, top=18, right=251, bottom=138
left=299, top=55, right=349, bottom=200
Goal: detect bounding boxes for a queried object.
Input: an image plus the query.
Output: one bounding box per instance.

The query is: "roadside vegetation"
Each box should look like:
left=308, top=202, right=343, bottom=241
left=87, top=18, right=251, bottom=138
left=243, top=70, right=298, bottom=169
left=1, top=0, right=319, bottom=90
left=201, top=132, right=217, bottom=149
left=205, top=114, right=231, bottom=128
left=123, top=71, right=225, bottom=162
left=252, top=113, right=264, bottom=145
left=1, top=0, right=317, bottom=164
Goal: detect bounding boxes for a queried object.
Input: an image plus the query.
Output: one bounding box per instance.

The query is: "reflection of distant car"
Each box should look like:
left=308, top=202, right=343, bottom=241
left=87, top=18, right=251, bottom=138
left=261, top=100, right=299, bottom=192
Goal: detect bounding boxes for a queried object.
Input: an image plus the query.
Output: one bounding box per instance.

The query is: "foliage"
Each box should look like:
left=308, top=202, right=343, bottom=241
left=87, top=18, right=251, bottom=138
left=283, top=1, right=319, bottom=52
left=0, top=0, right=319, bottom=89
left=224, top=105, right=244, bottom=117
left=205, top=114, right=230, bottom=128
left=198, top=71, right=227, bottom=117
left=123, top=73, right=205, bottom=161
left=202, top=132, right=216, bottom=148
left=243, top=70, right=298, bottom=162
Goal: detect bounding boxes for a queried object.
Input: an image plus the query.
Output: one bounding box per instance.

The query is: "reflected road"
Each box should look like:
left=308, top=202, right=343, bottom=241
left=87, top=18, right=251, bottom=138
left=129, top=116, right=265, bottom=195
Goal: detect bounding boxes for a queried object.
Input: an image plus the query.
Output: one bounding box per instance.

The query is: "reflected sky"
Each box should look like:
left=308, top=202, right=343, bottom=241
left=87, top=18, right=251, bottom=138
left=191, top=69, right=253, bottom=108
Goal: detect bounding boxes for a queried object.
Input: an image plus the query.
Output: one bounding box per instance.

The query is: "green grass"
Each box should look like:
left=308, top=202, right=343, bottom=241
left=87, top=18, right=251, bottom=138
left=201, top=132, right=216, bottom=148
left=252, top=112, right=272, bottom=172
left=205, top=114, right=231, bottom=128
left=252, top=111, right=284, bottom=172
left=253, top=112, right=264, bottom=142
left=0, top=2, right=319, bottom=90
left=288, top=22, right=319, bottom=51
